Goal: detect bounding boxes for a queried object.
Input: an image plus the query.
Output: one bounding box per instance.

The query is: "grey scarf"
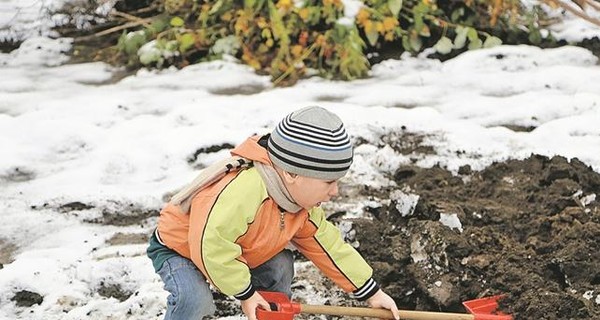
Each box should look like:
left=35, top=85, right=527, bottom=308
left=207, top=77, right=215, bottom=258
left=170, top=156, right=301, bottom=214
left=254, top=162, right=302, bottom=213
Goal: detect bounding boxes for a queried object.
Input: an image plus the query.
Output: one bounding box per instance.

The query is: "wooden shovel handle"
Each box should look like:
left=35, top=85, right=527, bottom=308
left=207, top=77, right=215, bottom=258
left=300, top=304, right=475, bottom=320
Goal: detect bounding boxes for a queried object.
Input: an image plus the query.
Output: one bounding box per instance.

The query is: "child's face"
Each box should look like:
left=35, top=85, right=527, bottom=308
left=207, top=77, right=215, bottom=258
left=284, top=174, right=339, bottom=210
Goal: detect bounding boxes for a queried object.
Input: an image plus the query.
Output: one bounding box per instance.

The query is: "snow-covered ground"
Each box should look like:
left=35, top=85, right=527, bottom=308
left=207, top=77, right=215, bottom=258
left=1, top=1, right=600, bottom=320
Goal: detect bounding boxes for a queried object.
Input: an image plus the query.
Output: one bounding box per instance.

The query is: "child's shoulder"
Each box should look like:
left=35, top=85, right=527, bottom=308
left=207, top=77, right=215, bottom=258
left=221, top=166, right=269, bottom=202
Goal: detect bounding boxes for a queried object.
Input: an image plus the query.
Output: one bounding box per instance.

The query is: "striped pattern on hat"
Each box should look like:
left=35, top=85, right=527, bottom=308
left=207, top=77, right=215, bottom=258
left=267, top=106, right=353, bottom=180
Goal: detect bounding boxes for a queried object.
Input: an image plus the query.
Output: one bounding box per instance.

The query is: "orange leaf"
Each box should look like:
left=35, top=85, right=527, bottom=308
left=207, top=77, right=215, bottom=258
left=356, top=8, right=370, bottom=25
left=383, top=17, right=399, bottom=31
left=291, top=45, right=303, bottom=57
left=298, top=8, right=310, bottom=21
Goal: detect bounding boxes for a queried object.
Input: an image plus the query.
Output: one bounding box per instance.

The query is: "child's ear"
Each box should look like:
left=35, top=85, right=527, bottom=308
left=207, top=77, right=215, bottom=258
left=282, top=171, right=298, bottom=183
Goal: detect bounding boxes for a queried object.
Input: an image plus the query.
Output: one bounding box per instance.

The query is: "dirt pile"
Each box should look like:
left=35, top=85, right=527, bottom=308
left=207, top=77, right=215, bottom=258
left=353, top=154, right=600, bottom=319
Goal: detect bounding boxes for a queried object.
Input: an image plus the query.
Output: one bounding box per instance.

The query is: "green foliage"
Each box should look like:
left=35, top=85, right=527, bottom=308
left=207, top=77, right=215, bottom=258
left=117, top=31, right=148, bottom=66
left=112, top=0, right=555, bottom=85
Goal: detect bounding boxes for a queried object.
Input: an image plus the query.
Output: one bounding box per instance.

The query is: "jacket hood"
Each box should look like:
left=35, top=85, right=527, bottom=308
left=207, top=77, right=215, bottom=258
left=230, top=135, right=272, bottom=165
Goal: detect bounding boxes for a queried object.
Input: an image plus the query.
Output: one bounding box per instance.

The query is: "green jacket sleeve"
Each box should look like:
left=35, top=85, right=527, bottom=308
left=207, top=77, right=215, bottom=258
left=292, top=207, right=380, bottom=300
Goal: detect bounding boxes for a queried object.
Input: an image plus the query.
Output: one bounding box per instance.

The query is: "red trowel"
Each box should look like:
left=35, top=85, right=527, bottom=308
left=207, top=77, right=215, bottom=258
left=256, top=291, right=512, bottom=320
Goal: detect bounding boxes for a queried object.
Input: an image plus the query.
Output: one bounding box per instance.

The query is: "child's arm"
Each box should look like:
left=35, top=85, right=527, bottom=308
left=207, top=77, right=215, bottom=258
left=292, top=206, right=380, bottom=301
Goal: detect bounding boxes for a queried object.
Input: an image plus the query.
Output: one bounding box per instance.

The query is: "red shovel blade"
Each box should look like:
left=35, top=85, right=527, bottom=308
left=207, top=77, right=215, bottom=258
left=255, top=291, right=299, bottom=320
left=463, top=295, right=513, bottom=320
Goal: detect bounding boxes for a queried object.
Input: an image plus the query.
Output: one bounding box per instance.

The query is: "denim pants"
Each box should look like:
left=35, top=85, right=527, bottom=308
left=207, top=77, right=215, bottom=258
left=157, top=250, right=295, bottom=320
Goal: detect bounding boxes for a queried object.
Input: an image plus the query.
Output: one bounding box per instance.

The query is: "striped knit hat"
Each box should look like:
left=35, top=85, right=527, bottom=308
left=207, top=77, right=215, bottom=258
left=267, top=106, right=353, bottom=180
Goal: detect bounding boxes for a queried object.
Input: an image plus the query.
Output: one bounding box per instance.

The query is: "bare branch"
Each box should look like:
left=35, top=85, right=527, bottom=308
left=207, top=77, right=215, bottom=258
left=110, top=10, right=152, bottom=28
left=74, top=19, right=151, bottom=42
left=542, top=0, right=600, bottom=27
left=583, top=0, right=600, bottom=11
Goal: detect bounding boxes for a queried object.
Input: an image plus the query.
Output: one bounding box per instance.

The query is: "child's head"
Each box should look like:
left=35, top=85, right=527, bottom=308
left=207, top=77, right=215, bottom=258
left=267, top=106, right=353, bottom=208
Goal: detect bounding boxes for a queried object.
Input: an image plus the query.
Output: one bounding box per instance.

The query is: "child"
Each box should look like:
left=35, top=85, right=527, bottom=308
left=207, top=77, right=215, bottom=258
left=147, top=106, right=400, bottom=320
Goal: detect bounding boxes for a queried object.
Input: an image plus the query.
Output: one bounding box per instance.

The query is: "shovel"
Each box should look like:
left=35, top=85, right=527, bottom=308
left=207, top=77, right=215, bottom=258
left=256, top=291, right=513, bottom=320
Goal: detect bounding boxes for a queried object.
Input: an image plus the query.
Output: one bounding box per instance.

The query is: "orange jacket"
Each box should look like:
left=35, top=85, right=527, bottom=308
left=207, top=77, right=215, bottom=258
left=156, top=135, right=378, bottom=300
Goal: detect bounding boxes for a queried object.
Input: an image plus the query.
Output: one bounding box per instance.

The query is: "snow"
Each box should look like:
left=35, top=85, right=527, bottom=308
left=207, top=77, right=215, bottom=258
left=390, top=190, right=419, bottom=217
left=1, top=2, right=600, bottom=320
left=439, top=213, right=463, bottom=233
left=542, top=2, right=600, bottom=42
left=341, top=0, right=364, bottom=19
left=584, top=290, right=594, bottom=300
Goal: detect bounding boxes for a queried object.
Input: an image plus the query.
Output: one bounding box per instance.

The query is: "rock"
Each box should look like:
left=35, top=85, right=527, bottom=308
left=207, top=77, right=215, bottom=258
left=11, top=290, right=43, bottom=307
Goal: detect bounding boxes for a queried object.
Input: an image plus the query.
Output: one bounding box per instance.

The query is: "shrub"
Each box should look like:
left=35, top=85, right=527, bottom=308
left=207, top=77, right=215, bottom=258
left=109, top=0, right=555, bottom=85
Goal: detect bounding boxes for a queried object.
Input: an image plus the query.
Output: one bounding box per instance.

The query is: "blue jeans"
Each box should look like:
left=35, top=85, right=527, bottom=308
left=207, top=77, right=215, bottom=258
left=157, top=250, right=295, bottom=320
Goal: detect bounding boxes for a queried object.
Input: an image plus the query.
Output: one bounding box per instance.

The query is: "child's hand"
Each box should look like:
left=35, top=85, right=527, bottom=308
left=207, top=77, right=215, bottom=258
left=241, top=291, right=271, bottom=320
left=366, top=289, right=400, bottom=320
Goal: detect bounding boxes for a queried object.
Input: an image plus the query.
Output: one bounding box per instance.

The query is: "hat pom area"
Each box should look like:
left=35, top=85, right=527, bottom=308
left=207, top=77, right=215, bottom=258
left=267, top=106, right=353, bottom=180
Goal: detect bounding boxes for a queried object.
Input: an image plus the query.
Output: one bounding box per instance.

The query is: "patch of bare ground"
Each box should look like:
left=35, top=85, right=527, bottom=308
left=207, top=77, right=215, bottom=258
left=352, top=154, right=600, bottom=319
left=0, top=238, right=17, bottom=269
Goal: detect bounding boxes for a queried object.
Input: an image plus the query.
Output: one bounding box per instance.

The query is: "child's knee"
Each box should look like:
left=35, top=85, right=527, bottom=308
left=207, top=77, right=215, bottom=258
left=280, top=250, right=295, bottom=280
left=267, top=250, right=294, bottom=281
left=176, top=289, right=215, bottom=318
left=251, top=250, right=295, bottom=295
left=159, top=257, right=215, bottom=319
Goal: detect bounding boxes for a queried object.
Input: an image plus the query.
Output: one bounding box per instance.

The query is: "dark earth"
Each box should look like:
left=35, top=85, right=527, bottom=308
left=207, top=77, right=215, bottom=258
left=351, top=154, right=600, bottom=319
left=10, top=290, right=43, bottom=307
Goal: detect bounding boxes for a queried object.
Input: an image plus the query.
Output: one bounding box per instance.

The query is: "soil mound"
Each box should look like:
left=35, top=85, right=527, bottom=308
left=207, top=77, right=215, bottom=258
left=353, top=154, right=600, bottom=319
